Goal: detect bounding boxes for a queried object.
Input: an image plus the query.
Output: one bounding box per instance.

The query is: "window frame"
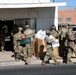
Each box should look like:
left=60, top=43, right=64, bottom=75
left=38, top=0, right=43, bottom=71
left=66, top=18, right=71, bottom=22
left=58, top=18, right=63, bottom=23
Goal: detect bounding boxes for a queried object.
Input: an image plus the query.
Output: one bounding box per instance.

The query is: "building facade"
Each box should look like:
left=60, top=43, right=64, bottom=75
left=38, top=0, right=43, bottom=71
left=0, top=0, right=66, bottom=31
left=58, top=8, right=76, bottom=25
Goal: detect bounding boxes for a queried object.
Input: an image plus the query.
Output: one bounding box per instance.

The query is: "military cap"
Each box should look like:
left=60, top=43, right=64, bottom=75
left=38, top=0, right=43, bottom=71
left=18, top=27, right=23, bottom=30
left=45, top=30, right=50, bottom=33
left=26, top=25, right=29, bottom=28
left=51, top=25, right=56, bottom=28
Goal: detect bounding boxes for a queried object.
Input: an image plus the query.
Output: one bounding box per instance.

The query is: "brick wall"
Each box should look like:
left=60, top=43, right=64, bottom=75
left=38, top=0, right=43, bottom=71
left=58, top=8, right=76, bottom=25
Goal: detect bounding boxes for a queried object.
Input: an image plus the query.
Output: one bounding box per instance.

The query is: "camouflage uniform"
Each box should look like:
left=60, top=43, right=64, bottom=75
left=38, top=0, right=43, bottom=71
left=11, top=24, right=18, bottom=36
left=50, top=25, right=60, bottom=58
left=60, top=25, right=68, bottom=59
left=50, top=25, right=59, bottom=39
left=25, top=35, right=31, bottom=57
left=24, top=26, right=35, bottom=57
left=29, top=34, right=35, bottom=56
left=13, top=27, right=28, bottom=63
left=66, top=26, right=76, bottom=64
left=41, top=34, right=60, bottom=66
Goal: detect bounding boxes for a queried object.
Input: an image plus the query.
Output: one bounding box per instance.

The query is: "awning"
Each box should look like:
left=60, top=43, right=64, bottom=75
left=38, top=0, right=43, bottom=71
left=0, top=2, right=66, bottom=8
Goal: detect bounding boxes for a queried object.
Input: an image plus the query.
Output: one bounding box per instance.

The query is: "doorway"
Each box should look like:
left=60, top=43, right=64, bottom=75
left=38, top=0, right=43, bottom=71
left=0, top=20, right=14, bottom=52
left=0, top=20, right=14, bottom=32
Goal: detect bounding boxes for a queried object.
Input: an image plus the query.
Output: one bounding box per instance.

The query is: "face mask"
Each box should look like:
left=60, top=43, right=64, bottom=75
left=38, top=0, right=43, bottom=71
left=46, top=33, right=50, bottom=36
left=52, top=28, right=56, bottom=30
left=21, top=30, right=23, bottom=33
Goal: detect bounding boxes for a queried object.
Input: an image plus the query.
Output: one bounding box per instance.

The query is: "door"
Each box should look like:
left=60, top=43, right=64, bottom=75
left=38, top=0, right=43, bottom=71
left=0, top=20, right=14, bottom=52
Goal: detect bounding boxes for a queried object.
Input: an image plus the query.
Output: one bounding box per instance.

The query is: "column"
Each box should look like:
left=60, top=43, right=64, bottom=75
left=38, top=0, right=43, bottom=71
left=54, top=6, right=58, bottom=30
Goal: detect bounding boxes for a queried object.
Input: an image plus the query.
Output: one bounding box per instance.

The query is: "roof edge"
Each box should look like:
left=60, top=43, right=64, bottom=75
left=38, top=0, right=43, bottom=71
left=0, top=2, right=66, bottom=9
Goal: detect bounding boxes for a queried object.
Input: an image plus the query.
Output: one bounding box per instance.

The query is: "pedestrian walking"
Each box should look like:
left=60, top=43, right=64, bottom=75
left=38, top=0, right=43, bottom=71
left=13, top=27, right=29, bottom=64
left=66, top=26, right=76, bottom=64
left=41, top=31, right=60, bottom=66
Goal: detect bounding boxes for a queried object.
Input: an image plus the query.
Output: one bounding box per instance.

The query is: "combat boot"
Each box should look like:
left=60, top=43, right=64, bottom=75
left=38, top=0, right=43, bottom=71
left=1, top=47, right=5, bottom=53
left=41, top=61, right=46, bottom=66
left=25, top=58, right=31, bottom=65
left=30, top=55, right=33, bottom=58
left=2, top=50, right=5, bottom=53
left=54, top=60, right=60, bottom=65
left=67, top=60, right=73, bottom=64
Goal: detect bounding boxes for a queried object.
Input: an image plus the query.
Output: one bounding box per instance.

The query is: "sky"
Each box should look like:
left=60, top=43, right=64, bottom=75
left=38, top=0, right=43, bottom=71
left=52, top=0, right=76, bottom=9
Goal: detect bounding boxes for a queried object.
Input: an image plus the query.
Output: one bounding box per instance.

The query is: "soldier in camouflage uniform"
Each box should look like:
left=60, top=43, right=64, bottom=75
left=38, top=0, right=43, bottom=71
left=50, top=25, right=61, bottom=58
left=11, top=24, right=18, bottom=36
left=13, top=27, right=29, bottom=64
left=60, top=25, right=68, bottom=60
left=66, top=26, right=76, bottom=64
left=0, top=29, right=5, bottom=52
left=50, top=25, right=59, bottom=39
left=24, top=25, right=35, bottom=58
left=41, top=31, right=60, bottom=66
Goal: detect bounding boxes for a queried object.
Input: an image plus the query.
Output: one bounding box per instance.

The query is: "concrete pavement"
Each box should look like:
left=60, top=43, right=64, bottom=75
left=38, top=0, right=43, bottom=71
left=0, top=51, right=42, bottom=66
left=0, top=51, right=76, bottom=66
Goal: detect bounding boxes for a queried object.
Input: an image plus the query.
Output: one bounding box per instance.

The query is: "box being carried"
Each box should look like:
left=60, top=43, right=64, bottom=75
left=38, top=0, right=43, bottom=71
left=52, top=39, right=60, bottom=48
left=20, top=37, right=31, bottom=45
left=52, top=39, right=60, bottom=58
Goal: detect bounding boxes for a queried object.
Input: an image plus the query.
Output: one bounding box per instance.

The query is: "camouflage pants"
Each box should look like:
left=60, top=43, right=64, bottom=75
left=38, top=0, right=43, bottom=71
left=44, top=48, right=57, bottom=62
left=26, top=44, right=31, bottom=57
left=15, top=46, right=27, bottom=59
left=30, top=42, right=35, bottom=55
left=67, top=45, right=76, bottom=61
left=60, top=39, right=67, bottom=57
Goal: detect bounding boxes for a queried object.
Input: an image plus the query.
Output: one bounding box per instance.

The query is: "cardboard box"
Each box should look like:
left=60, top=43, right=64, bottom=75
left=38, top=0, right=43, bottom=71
left=53, top=39, right=60, bottom=58
left=33, top=38, right=47, bottom=58
left=53, top=47, right=60, bottom=58
left=33, top=38, right=60, bottom=59
left=33, top=38, right=38, bottom=57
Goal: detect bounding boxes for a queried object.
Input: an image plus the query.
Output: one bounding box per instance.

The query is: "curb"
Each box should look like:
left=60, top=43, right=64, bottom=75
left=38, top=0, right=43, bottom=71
left=0, top=61, right=25, bottom=66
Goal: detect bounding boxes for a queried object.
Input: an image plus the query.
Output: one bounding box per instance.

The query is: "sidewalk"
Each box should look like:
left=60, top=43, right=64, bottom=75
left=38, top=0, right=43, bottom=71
left=0, top=51, right=42, bottom=66
left=0, top=51, right=76, bottom=66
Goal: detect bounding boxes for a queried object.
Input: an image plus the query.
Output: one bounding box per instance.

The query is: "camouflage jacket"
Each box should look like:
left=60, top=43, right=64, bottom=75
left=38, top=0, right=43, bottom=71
left=13, top=32, right=23, bottom=46
left=50, top=30, right=59, bottom=39
left=66, top=31, right=75, bottom=46
left=61, top=27, right=68, bottom=40
left=44, top=35, right=54, bottom=49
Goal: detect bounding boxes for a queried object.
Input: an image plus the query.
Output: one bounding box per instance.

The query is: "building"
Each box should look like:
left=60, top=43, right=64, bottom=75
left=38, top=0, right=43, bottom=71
left=58, top=8, right=76, bottom=25
left=0, top=0, right=66, bottom=31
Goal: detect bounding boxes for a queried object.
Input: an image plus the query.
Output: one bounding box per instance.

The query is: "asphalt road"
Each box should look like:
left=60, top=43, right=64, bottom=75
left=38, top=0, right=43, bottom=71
left=0, top=64, right=76, bottom=75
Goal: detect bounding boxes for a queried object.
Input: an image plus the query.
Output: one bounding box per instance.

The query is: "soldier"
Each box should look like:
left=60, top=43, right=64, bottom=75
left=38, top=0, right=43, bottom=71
left=0, top=29, right=5, bottom=52
left=13, top=27, right=29, bottom=64
left=11, top=24, right=18, bottom=36
left=50, top=25, right=61, bottom=59
left=66, top=26, right=76, bottom=64
left=41, top=31, right=60, bottom=66
left=24, top=25, right=35, bottom=58
left=60, top=25, right=68, bottom=61
left=50, top=25, right=59, bottom=39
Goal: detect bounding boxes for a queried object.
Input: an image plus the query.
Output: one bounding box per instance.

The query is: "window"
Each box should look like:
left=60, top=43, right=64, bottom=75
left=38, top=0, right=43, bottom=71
left=66, top=18, right=71, bottom=22
left=15, top=18, right=36, bottom=30
left=58, top=18, right=63, bottom=22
